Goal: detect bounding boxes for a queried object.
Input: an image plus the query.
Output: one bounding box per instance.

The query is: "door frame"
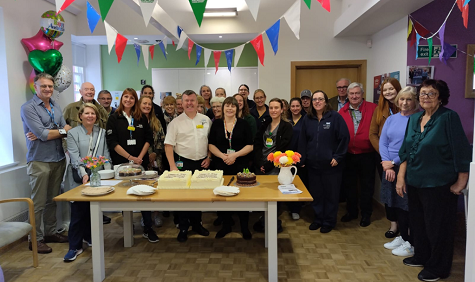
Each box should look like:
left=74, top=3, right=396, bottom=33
left=290, top=60, right=367, bottom=98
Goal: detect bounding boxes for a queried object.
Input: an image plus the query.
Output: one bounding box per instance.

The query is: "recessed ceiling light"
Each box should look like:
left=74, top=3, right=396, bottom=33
left=203, top=8, right=238, bottom=17
left=134, top=37, right=138, bottom=40
left=219, top=36, right=223, bottom=38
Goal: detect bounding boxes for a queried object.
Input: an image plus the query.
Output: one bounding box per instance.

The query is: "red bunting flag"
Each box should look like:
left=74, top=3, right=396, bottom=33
left=458, top=0, right=464, bottom=11
left=149, top=45, right=155, bottom=60
left=115, top=33, right=127, bottom=63
left=172, top=40, right=175, bottom=47
left=250, top=34, right=265, bottom=66
left=188, top=39, right=194, bottom=60
left=413, top=21, right=430, bottom=37
left=213, top=51, right=221, bottom=74
left=57, top=0, right=76, bottom=14
left=462, top=4, right=469, bottom=28
left=409, top=29, right=417, bottom=47
left=316, top=0, right=331, bottom=12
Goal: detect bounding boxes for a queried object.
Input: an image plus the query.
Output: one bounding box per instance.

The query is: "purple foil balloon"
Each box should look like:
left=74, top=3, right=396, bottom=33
left=21, top=29, right=63, bottom=53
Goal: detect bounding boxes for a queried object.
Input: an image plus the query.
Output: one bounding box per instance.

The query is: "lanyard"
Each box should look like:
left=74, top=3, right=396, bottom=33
left=42, top=104, right=58, bottom=127
left=87, top=131, right=94, bottom=156
left=129, top=117, right=134, bottom=139
left=224, top=118, right=237, bottom=149
left=350, top=109, right=360, bottom=124
left=123, top=111, right=134, bottom=140
left=389, top=107, right=393, bottom=116
left=292, top=115, right=301, bottom=126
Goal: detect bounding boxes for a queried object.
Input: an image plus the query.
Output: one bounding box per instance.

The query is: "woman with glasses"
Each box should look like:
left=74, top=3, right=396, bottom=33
left=210, top=97, right=225, bottom=121
left=299, top=91, right=349, bottom=233
left=396, top=80, right=470, bottom=282
left=250, top=89, right=270, bottom=130
left=238, top=84, right=255, bottom=109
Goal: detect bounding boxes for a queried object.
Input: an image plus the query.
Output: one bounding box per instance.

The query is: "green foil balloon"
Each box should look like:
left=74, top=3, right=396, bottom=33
left=28, top=50, right=63, bottom=77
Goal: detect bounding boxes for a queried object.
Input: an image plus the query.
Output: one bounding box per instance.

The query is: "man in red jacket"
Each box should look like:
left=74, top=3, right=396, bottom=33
left=338, top=82, right=377, bottom=227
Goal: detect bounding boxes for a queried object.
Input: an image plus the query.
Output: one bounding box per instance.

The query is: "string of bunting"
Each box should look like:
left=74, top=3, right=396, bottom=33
left=407, top=0, right=471, bottom=65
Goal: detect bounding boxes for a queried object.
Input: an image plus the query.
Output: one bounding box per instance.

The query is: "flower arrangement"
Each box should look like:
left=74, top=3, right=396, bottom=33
left=81, top=155, right=109, bottom=171
left=267, top=150, right=301, bottom=168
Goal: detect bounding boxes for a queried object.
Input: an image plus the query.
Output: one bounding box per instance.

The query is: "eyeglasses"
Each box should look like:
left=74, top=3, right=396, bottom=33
left=419, top=92, right=437, bottom=99
left=254, top=96, right=265, bottom=100
left=39, top=85, right=54, bottom=89
left=212, top=105, right=221, bottom=109
left=312, top=98, right=325, bottom=102
left=336, top=86, right=348, bottom=90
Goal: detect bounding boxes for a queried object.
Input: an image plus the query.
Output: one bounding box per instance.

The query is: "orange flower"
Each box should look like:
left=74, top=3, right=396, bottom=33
left=267, top=153, right=274, bottom=162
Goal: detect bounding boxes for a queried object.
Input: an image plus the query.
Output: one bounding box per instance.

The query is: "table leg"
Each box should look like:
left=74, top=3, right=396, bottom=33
left=90, top=202, right=105, bottom=282
left=267, top=201, right=278, bottom=281
left=123, top=211, right=134, bottom=247
left=264, top=209, right=268, bottom=248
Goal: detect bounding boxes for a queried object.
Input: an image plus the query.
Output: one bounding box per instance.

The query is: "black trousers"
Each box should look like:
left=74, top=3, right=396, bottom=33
left=343, top=152, right=376, bottom=218
left=308, top=169, right=342, bottom=228
left=385, top=204, right=399, bottom=222
left=68, top=201, right=91, bottom=250
left=398, top=209, right=412, bottom=244
left=222, top=211, right=250, bottom=231
left=408, top=184, right=458, bottom=277
left=175, top=153, right=206, bottom=231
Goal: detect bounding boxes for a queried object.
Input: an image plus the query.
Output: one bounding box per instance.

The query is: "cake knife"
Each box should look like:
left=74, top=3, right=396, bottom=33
left=226, top=176, right=235, bottom=186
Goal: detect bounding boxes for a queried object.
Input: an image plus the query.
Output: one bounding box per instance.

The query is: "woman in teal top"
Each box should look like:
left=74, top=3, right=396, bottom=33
left=396, top=80, right=470, bottom=282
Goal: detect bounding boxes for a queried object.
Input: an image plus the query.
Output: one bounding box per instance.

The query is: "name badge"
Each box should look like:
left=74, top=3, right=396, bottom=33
left=323, top=122, right=331, bottom=129
left=127, top=139, right=136, bottom=145
left=227, top=149, right=235, bottom=154
left=127, top=125, right=135, bottom=131
left=176, top=161, right=184, bottom=169
left=266, top=138, right=273, bottom=147
left=196, top=124, right=204, bottom=129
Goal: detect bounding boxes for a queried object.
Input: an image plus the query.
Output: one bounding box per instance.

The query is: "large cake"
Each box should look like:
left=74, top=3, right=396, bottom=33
left=156, top=170, right=192, bottom=189
left=236, top=169, right=256, bottom=186
left=190, top=170, right=224, bottom=189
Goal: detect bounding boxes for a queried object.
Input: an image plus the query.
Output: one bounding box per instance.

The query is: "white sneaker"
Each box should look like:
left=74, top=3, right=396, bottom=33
left=384, top=236, right=405, bottom=250
left=154, top=216, right=163, bottom=227
left=291, top=213, right=300, bottom=220
left=392, top=241, right=414, bottom=257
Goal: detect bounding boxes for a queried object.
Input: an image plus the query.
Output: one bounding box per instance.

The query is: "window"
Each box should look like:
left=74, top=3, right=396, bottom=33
left=73, top=65, right=84, bottom=101
left=72, top=43, right=86, bottom=101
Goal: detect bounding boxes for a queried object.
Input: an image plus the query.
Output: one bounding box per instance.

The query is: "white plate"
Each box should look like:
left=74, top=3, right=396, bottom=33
left=214, top=192, right=239, bottom=197
left=98, top=170, right=115, bottom=179
left=81, top=187, right=115, bottom=196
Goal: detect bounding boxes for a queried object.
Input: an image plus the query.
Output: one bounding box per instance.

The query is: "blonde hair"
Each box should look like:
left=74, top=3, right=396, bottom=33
left=395, top=86, right=419, bottom=111
left=138, top=96, right=162, bottom=134
left=78, top=103, right=100, bottom=124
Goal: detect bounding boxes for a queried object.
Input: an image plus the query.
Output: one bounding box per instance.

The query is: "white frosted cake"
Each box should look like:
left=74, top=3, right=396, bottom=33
left=190, top=170, right=224, bottom=189
left=156, top=170, right=192, bottom=189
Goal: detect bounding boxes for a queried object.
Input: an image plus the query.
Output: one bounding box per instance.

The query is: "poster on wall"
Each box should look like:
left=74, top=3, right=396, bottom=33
left=110, top=91, right=122, bottom=109
left=407, top=66, right=434, bottom=86
left=373, top=71, right=400, bottom=104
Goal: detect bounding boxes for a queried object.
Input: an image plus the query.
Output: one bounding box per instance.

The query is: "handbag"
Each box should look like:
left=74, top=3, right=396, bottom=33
left=72, top=129, right=102, bottom=183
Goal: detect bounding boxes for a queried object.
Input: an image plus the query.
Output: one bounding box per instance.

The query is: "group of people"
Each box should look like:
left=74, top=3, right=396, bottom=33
left=21, top=73, right=470, bottom=281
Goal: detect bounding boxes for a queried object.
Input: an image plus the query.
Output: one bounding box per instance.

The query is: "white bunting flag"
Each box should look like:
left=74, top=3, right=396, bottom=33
left=176, top=31, right=188, bottom=50
left=142, top=45, right=150, bottom=69
left=233, top=44, right=245, bottom=67
left=104, top=21, right=118, bottom=54
left=138, top=0, right=158, bottom=27
left=204, top=48, right=212, bottom=68
left=162, top=36, right=168, bottom=54
left=283, top=0, right=301, bottom=39
left=55, top=0, right=66, bottom=13
left=245, top=0, right=261, bottom=21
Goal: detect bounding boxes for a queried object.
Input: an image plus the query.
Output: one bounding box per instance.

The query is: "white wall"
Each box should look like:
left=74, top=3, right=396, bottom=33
left=85, top=44, right=103, bottom=95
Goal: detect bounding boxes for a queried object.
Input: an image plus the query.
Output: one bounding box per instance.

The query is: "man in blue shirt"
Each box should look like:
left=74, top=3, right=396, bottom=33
left=21, top=73, right=72, bottom=253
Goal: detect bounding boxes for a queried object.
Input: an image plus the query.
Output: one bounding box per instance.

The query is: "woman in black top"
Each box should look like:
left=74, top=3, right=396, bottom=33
left=141, top=85, right=166, bottom=134
left=106, top=88, right=158, bottom=243
left=209, top=97, right=253, bottom=239
left=250, top=89, right=270, bottom=130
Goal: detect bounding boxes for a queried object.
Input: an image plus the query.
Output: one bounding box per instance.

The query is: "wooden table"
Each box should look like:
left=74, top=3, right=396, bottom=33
left=55, top=175, right=312, bottom=282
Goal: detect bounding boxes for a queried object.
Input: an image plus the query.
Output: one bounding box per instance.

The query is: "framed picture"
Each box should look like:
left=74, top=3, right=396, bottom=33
left=407, top=66, right=434, bottom=86
left=373, top=71, right=400, bottom=104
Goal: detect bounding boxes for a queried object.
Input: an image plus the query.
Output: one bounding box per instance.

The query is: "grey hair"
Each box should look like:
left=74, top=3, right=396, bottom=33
left=336, top=78, right=351, bottom=86
left=395, top=86, right=419, bottom=110
left=347, top=82, right=365, bottom=94
left=34, top=73, right=54, bottom=83
left=210, top=96, right=226, bottom=104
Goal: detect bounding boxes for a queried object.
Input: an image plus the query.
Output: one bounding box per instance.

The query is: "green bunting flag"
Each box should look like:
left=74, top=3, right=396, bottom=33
left=99, top=0, right=115, bottom=21
left=303, top=0, right=311, bottom=9
left=428, top=38, right=433, bottom=65
left=189, top=0, right=207, bottom=27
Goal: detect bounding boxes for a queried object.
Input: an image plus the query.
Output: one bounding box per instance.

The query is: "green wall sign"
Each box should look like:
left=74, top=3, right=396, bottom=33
left=417, top=45, right=457, bottom=59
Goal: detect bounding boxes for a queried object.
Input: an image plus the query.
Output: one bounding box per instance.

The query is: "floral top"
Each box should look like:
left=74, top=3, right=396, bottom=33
left=164, top=112, right=177, bottom=127
left=148, top=124, right=165, bottom=172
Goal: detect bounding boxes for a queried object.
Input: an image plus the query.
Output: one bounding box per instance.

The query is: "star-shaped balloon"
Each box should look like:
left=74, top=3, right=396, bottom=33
left=21, top=29, right=63, bottom=53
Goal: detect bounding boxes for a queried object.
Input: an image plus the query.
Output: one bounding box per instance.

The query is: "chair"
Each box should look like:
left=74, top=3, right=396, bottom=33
left=0, top=198, right=38, bottom=267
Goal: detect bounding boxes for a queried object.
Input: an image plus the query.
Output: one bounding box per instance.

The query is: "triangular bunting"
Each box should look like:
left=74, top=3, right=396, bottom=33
left=204, top=48, right=211, bottom=67
left=177, top=26, right=182, bottom=38
left=149, top=45, right=155, bottom=60
left=188, top=39, right=194, bottom=60
left=464, top=0, right=471, bottom=7
left=172, top=40, right=175, bottom=47
left=176, top=31, right=188, bottom=50
left=115, top=33, right=128, bottom=63
left=283, top=0, right=301, bottom=39
left=409, top=29, right=417, bottom=47
left=104, top=21, right=118, bottom=54
left=225, top=49, right=234, bottom=72
left=138, top=0, right=158, bottom=27
left=440, top=42, right=457, bottom=64
left=162, top=36, right=168, bottom=53
left=266, top=19, right=280, bottom=55
left=415, top=34, right=421, bottom=59
left=189, top=0, right=207, bottom=27
left=233, top=44, right=245, bottom=67
left=195, top=45, right=202, bottom=65
left=427, top=38, right=433, bottom=65
left=98, top=0, right=114, bottom=21
left=134, top=43, right=141, bottom=66
left=462, top=4, right=469, bottom=28
left=250, top=34, right=265, bottom=66
left=316, top=0, right=331, bottom=12
left=458, top=0, right=464, bottom=10
left=142, top=45, right=149, bottom=69
left=159, top=41, right=167, bottom=60
left=439, top=22, right=446, bottom=63
left=413, top=21, right=430, bottom=37
left=57, top=0, right=76, bottom=14
left=245, top=0, right=261, bottom=21
left=407, top=19, right=413, bottom=40
left=213, top=51, right=221, bottom=74
left=303, top=0, right=311, bottom=9
left=87, top=1, right=101, bottom=34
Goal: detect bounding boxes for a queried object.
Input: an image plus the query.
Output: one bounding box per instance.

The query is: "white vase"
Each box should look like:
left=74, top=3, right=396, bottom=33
left=278, top=166, right=297, bottom=185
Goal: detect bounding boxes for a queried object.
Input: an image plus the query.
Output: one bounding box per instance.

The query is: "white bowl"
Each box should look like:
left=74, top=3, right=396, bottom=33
left=98, top=170, right=115, bottom=179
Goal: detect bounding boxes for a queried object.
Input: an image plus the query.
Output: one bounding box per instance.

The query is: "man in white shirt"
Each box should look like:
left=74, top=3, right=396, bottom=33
left=164, top=90, right=212, bottom=242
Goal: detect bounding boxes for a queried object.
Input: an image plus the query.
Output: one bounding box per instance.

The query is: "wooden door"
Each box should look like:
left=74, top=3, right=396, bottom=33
left=291, top=60, right=367, bottom=99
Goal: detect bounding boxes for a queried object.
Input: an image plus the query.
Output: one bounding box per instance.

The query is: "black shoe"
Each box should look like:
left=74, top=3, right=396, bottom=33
left=385, top=229, right=399, bottom=238
left=241, top=228, right=252, bottom=240
left=177, top=230, right=188, bottom=242
left=403, top=257, right=424, bottom=267
left=341, top=213, right=358, bottom=222
left=252, top=217, right=265, bottom=233
left=277, top=219, right=283, bottom=233
left=320, top=226, right=333, bottom=233
left=103, top=215, right=111, bottom=224
left=192, top=224, right=209, bottom=236
left=417, top=269, right=440, bottom=281
left=215, top=226, right=232, bottom=239
left=143, top=228, right=159, bottom=243
left=360, top=216, right=371, bottom=227
left=213, top=216, right=223, bottom=226
left=162, top=211, right=170, bottom=218
left=309, top=222, right=322, bottom=230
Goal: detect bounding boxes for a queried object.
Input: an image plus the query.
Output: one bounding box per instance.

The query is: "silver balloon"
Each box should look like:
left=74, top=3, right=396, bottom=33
left=54, top=64, right=72, bottom=93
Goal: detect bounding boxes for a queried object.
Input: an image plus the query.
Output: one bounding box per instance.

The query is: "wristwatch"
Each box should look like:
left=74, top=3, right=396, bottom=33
left=58, top=129, right=67, bottom=135
left=391, top=160, right=395, bottom=165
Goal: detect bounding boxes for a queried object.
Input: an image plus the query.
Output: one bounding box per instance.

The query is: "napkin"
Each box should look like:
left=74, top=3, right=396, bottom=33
left=127, top=185, right=157, bottom=196
left=213, top=186, right=240, bottom=196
